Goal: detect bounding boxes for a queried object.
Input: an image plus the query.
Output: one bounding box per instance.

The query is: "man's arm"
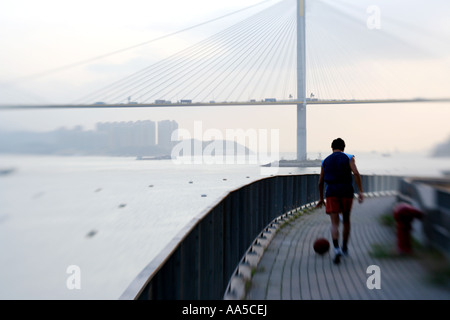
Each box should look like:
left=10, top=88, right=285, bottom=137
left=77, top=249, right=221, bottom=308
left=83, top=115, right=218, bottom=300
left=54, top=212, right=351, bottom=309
left=350, top=157, right=364, bottom=203
left=317, top=166, right=325, bottom=208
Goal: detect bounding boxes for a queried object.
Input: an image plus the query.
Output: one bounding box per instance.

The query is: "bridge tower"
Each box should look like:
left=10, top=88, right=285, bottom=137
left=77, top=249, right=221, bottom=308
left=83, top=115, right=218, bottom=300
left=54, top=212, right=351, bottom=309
left=297, top=0, right=307, bottom=161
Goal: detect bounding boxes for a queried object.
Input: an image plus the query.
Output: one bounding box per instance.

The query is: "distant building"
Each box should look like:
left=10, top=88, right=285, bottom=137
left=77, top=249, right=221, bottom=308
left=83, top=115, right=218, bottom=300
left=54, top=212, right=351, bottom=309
left=0, top=119, right=176, bottom=157
left=135, top=120, right=156, bottom=147
left=158, top=120, right=178, bottom=151
left=97, top=120, right=156, bottom=152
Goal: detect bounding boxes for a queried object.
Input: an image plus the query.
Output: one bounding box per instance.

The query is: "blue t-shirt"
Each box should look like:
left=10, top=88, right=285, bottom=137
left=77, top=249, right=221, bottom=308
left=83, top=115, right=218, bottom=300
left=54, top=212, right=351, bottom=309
left=322, top=152, right=354, bottom=198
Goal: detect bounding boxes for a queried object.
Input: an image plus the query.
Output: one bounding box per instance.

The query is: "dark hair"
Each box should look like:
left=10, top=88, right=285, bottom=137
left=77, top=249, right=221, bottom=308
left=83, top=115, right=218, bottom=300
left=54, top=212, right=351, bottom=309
left=331, top=138, right=345, bottom=151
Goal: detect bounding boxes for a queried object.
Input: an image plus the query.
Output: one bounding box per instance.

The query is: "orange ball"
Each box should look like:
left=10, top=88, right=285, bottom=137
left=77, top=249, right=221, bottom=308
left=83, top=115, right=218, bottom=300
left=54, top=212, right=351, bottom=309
left=313, top=238, right=330, bottom=255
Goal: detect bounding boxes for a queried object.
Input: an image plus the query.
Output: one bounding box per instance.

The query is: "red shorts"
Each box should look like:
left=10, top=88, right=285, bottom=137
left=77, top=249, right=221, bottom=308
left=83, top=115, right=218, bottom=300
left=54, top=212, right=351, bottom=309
left=326, top=197, right=353, bottom=214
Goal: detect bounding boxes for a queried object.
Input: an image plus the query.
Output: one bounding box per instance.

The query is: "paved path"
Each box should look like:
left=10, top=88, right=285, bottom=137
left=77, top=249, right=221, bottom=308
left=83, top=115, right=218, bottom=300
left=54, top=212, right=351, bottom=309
left=246, top=196, right=450, bottom=300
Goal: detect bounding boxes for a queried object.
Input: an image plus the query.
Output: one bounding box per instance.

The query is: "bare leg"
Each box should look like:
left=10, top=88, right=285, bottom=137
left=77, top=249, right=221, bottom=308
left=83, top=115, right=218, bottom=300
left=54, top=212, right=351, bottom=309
left=342, top=211, right=351, bottom=252
left=330, top=213, right=343, bottom=264
left=330, top=213, right=340, bottom=247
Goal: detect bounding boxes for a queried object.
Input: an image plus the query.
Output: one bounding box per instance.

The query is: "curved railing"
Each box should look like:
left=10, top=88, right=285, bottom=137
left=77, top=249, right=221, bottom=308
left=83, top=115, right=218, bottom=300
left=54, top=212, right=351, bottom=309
left=120, top=174, right=400, bottom=300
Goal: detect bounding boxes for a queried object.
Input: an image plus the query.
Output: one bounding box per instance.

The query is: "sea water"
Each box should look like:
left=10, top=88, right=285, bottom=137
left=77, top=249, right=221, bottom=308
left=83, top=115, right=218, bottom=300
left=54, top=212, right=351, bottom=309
left=0, top=153, right=448, bottom=299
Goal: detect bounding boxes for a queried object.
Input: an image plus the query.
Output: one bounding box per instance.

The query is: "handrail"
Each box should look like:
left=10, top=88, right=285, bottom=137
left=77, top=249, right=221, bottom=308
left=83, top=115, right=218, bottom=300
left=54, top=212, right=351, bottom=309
left=120, top=173, right=401, bottom=300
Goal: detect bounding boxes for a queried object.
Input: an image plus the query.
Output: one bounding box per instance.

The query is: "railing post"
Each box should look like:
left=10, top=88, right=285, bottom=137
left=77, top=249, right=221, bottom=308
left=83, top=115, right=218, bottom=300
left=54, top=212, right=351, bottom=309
left=299, top=175, right=307, bottom=206
left=180, top=226, right=199, bottom=299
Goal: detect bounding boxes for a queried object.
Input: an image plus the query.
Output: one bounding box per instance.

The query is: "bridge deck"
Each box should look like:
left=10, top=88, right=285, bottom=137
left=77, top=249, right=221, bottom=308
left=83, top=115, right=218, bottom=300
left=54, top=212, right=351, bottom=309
left=1, top=98, right=448, bottom=110
left=245, top=196, right=450, bottom=300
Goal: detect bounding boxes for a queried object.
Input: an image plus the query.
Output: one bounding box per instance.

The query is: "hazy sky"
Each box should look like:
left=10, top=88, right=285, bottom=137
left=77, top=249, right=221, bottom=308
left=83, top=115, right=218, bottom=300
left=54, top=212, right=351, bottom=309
left=0, top=0, right=449, bottom=155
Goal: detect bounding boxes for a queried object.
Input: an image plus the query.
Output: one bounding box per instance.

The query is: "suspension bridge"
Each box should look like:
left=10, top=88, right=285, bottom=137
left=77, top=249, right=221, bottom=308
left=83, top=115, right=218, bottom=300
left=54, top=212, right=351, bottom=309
left=1, top=0, right=448, bottom=160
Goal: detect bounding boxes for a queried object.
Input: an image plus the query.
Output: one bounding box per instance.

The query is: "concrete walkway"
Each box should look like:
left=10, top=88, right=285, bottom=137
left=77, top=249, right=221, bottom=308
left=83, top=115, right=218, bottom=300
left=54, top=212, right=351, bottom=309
left=246, top=196, right=450, bottom=300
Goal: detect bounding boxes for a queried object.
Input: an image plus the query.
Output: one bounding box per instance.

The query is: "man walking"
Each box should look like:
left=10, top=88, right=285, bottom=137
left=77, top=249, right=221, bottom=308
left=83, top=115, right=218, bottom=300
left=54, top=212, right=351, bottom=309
left=317, top=138, right=364, bottom=264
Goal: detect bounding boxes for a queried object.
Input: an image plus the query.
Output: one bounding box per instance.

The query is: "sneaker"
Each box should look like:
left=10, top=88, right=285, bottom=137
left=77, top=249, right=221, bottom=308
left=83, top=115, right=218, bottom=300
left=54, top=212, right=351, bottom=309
left=342, top=247, right=349, bottom=257
left=333, top=247, right=343, bottom=264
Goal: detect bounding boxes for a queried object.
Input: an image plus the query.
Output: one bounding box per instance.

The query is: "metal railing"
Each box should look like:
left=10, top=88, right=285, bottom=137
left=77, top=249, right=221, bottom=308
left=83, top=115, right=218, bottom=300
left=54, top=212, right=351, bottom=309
left=120, top=174, right=400, bottom=300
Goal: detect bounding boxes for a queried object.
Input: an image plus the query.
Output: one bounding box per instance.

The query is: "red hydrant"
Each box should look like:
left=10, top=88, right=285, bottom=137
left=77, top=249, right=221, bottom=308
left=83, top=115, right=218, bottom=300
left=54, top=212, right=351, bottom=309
left=393, top=203, right=423, bottom=254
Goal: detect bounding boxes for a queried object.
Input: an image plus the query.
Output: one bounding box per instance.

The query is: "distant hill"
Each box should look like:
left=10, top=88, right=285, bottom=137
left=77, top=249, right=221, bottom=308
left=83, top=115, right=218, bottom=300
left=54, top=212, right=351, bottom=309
left=431, top=136, right=450, bottom=157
